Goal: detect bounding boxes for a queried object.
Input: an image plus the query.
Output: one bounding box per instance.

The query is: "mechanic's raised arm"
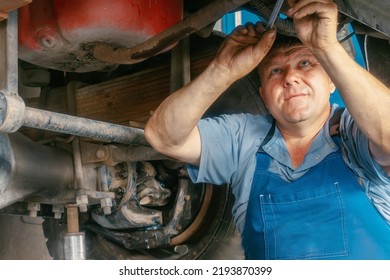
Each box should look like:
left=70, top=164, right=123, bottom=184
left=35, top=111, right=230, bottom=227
left=288, top=0, right=390, bottom=174
left=144, top=23, right=276, bottom=165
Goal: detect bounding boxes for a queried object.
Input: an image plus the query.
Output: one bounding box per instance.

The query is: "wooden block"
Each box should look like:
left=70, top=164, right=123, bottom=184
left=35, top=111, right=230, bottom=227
left=129, top=121, right=146, bottom=129
left=0, top=10, right=7, bottom=21
left=0, top=0, right=31, bottom=21
left=0, top=0, right=32, bottom=11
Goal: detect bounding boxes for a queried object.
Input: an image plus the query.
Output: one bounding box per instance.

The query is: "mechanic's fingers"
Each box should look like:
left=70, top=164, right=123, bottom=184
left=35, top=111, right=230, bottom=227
left=287, top=0, right=336, bottom=18
left=259, top=29, right=277, bottom=48
left=233, top=24, right=248, bottom=35
left=255, top=21, right=267, bottom=33
left=245, top=23, right=254, bottom=33
left=253, top=28, right=276, bottom=61
left=233, top=22, right=266, bottom=37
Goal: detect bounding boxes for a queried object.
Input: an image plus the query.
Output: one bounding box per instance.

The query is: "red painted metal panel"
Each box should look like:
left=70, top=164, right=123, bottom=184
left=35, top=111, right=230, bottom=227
left=18, top=0, right=183, bottom=72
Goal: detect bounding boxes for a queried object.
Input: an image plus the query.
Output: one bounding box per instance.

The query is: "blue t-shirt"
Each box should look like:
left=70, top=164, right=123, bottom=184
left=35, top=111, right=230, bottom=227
left=187, top=104, right=390, bottom=234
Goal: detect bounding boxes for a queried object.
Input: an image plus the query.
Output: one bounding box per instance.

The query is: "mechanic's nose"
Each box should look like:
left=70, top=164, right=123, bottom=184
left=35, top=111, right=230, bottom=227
left=283, top=67, right=300, bottom=87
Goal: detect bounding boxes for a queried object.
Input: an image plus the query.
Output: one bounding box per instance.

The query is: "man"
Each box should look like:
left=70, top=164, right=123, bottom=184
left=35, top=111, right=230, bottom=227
left=145, top=0, right=390, bottom=259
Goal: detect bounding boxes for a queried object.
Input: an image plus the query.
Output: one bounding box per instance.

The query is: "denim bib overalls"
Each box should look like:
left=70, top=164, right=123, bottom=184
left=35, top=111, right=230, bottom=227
left=242, top=123, right=390, bottom=260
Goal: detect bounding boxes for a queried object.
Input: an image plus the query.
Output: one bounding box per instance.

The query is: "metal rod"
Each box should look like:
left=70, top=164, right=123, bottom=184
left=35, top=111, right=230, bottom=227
left=23, top=107, right=149, bottom=146
left=66, top=82, right=85, bottom=190
left=170, top=37, right=191, bottom=93
left=266, top=0, right=284, bottom=29
left=0, top=10, right=18, bottom=96
left=93, top=0, right=251, bottom=64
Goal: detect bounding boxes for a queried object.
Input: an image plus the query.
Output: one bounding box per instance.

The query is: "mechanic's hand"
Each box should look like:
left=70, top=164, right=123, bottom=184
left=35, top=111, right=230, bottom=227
left=213, top=22, right=276, bottom=82
left=287, top=0, right=339, bottom=52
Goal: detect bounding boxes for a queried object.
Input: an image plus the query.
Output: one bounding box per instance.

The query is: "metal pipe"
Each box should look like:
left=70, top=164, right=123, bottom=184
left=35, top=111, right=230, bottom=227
left=0, top=10, right=18, bottom=96
left=64, top=233, right=86, bottom=260
left=66, top=82, right=85, bottom=190
left=93, top=0, right=251, bottom=64
left=23, top=107, right=148, bottom=145
left=105, top=145, right=170, bottom=166
left=0, top=93, right=148, bottom=146
left=0, top=132, right=74, bottom=209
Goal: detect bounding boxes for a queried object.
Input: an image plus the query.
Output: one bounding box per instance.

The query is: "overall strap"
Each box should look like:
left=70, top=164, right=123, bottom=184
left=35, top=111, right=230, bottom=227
left=329, top=107, right=345, bottom=136
left=259, top=107, right=345, bottom=152
left=257, top=121, right=275, bottom=153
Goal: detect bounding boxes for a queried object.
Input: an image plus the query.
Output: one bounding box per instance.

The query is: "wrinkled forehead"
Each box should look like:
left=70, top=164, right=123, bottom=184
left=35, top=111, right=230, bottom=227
left=262, top=45, right=312, bottom=66
left=258, top=44, right=314, bottom=76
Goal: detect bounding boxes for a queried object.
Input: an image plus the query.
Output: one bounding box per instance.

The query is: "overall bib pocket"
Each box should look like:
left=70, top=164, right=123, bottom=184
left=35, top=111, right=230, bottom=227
left=260, top=182, right=349, bottom=259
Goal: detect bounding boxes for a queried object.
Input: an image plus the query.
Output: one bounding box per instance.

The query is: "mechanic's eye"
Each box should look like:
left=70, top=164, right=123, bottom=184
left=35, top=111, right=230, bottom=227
left=299, top=60, right=311, bottom=67
left=270, top=68, right=281, bottom=75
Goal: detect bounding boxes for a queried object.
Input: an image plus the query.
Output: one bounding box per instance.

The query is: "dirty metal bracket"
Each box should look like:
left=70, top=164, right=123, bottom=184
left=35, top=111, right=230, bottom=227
left=0, top=92, right=149, bottom=146
left=93, top=0, right=251, bottom=64
left=335, top=0, right=390, bottom=39
left=0, top=11, right=148, bottom=146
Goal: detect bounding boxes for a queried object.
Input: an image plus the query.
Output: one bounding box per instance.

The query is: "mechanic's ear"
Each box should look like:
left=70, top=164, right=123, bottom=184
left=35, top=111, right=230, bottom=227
left=329, top=81, right=336, bottom=94
left=259, top=86, right=268, bottom=105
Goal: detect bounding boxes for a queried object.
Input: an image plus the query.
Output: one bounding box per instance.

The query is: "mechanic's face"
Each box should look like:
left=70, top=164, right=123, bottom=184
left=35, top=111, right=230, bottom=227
left=259, top=45, right=336, bottom=128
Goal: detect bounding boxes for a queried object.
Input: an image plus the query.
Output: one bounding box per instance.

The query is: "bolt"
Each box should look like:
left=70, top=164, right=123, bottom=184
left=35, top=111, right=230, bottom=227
left=96, top=149, right=106, bottom=159
left=27, top=202, right=41, bottom=217
left=148, top=238, right=156, bottom=248
left=118, top=170, right=128, bottom=179
left=76, top=194, right=88, bottom=213
left=52, top=204, right=65, bottom=219
left=100, top=197, right=113, bottom=215
left=174, top=245, right=189, bottom=254
left=40, top=35, right=57, bottom=48
left=115, top=187, right=125, bottom=196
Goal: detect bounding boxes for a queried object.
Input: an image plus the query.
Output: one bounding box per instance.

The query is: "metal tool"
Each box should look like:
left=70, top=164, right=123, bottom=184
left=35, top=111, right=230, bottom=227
left=266, top=0, right=285, bottom=29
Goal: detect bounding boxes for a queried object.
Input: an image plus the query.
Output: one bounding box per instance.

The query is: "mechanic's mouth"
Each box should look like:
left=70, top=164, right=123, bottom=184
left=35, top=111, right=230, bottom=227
left=284, top=93, right=307, bottom=101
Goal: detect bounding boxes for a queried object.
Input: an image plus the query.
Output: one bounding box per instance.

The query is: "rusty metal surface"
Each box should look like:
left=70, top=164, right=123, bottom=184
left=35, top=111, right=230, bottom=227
left=18, top=0, right=182, bottom=72
left=0, top=11, right=18, bottom=96
left=91, top=162, right=163, bottom=229
left=170, top=184, right=213, bottom=245
left=93, top=0, right=251, bottom=64
left=23, top=107, right=148, bottom=146
left=106, top=145, right=169, bottom=166
left=335, top=0, right=390, bottom=38
left=0, top=132, right=74, bottom=209
left=0, top=93, right=25, bottom=133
